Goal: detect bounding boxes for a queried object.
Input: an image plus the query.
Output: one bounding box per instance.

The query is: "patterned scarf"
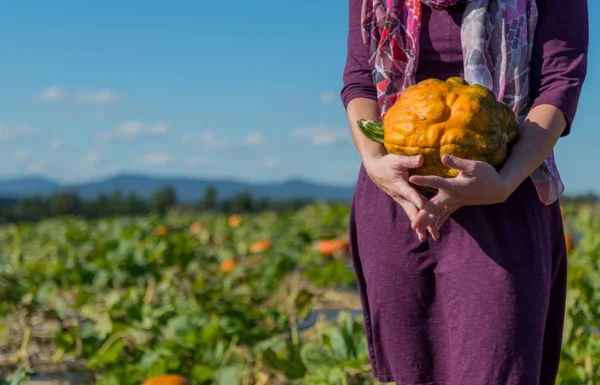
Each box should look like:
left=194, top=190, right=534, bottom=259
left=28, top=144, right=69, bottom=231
left=361, top=0, right=563, bottom=205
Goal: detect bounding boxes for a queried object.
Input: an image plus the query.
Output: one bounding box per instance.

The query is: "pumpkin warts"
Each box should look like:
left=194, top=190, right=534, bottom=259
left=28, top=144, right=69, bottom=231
left=358, top=77, right=520, bottom=188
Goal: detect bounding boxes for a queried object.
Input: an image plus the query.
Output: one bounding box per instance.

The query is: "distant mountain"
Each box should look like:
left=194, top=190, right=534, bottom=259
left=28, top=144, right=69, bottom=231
left=0, top=177, right=60, bottom=198
left=0, top=174, right=357, bottom=203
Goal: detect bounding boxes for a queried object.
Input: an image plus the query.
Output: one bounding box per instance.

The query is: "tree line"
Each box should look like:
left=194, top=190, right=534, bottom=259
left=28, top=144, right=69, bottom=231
left=0, top=185, right=596, bottom=224
left=0, top=186, right=315, bottom=222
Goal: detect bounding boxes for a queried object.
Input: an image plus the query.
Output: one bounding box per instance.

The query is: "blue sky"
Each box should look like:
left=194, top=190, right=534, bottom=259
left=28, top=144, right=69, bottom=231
left=0, top=1, right=598, bottom=195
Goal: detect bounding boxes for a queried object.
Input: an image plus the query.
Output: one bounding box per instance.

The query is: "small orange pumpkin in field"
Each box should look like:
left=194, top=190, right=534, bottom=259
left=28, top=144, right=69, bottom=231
left=189, top=221, right=203, bottom=234
left=228, top=214, right=242, bottom=228
left=250, top=239, right=271, bottom=254
left=142, top=374, right=191, bottom=385
left=317, top=238, right=350, bottom=256
left=155, top=225, right=169, bottom=236
left=219, top=258, right=238, bottom=273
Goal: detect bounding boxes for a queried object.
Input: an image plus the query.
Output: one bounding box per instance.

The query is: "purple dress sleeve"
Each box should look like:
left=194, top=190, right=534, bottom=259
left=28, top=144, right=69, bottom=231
left=529, top=0, right=589, bottom=137
left=340, top=0, right=377, bottom=109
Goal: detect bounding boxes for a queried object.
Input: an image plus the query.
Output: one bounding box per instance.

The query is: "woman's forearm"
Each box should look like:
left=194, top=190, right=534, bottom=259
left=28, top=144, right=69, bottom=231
left=346, top=97, right=387, bottom=162
left=499, top=104, right=568, bottom=193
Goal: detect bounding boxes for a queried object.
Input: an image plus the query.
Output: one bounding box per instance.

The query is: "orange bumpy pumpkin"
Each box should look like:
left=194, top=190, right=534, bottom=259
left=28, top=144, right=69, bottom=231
left=358, top=77, right=519, bottom=184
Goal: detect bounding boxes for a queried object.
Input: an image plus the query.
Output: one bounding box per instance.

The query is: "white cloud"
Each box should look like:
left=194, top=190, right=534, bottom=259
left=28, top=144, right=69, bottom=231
left=99, top=120, right=170, bottom=142
left=35, top=87, right=65, bottom=102
left=36, top=87, right=65, bottom=102
left=292, top=124, right=351, bottom=146
left=72, top=89, right=117, bottom=104
left=49, top=138, right=63, bottom=150
left=0, top=124, right=36, bottom=141
left=320, top=91, right=335, bottom=105
left=35, top=87, right=118, bottom=104
left=200, top=132, right=219, bottom=145
left=118, top=121, right=144, bottom=137
left=260, top=157, right=280, bottom=168
left=84, top=152, right=101, bottom=164
left=181, top=131, right=229, bottom=148
left=184, top=155, right=206, bottom=168
left=27, top=161, right=44, bottom=173
left=135, top=152, right=173, bottom=166
left=15, top=149, right=28, bottom=161
left=243, top=132, right=266, bottom=146
left=148, top=122, right=169, bottom=135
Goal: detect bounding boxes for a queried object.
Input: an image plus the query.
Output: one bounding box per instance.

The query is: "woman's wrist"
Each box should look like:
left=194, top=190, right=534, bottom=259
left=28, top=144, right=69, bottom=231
left=346, top=97, right=387, bottom=168
left=360, top=145, right=388, bottom=176
left=360, top=144, right=386, bottom=161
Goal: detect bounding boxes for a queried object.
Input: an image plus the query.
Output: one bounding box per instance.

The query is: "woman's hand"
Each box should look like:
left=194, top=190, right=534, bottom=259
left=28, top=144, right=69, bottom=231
left=408, top=154, right=513, bottom=233
left=363, top=154, right=440, bottom=242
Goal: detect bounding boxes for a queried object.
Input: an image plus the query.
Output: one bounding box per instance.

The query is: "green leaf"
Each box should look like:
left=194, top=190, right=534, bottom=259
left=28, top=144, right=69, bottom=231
left=89, top=337, right=125, bottom=369
left=295, top=289, right=313, bottom=319
left=54, top=330, right=75, bottom=352
left=262, top=347, right=307, bottom=380
left=191, top=364, right=214, bottom=382
left=562, top=313, right=574, bottom=347
left=95, top=313, right=113, bottom=339
left=300, top=342, right=337, bottom=371
left=140, top=348, right=179, bottom=378
left=199, top=320, right=221, bottom=343
left=213, top=366, right=244, bottom=385
left=328, top=327, right=351, bottom=362
left=104, top=291, right=122, bottom=309
left=327, top=367, right=344, bottom=383
left=93, top=269, right=111, bottom=290
left=4, top=367, right=32, bottom=385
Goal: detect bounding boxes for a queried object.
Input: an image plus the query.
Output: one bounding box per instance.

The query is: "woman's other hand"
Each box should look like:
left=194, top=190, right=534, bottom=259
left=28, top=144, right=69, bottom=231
left=408, top=154, right=512, bottom=233
left=363, top=153, right=439, bottom=242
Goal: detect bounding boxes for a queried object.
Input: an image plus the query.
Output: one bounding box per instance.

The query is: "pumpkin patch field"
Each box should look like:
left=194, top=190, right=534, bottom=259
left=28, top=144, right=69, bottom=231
left=0, top=201, right=599, bottom=384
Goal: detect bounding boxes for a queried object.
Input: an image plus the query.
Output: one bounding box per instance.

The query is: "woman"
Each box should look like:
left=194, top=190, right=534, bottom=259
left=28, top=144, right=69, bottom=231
left=341, top=0, right=588, bottom=384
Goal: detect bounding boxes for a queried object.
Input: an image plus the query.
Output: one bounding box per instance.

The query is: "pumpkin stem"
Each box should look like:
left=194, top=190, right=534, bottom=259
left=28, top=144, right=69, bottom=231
left=357, top=119, right=384, bottom=144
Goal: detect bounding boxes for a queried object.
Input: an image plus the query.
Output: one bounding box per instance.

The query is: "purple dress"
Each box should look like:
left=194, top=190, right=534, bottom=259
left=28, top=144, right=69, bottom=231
left=341, top=1, right=588, bottom=384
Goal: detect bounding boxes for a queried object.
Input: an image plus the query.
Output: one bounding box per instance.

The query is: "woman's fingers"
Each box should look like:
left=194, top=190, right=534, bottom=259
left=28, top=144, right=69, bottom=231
left=393, top=197, right=426, bottom=241
left=387, top=154, right=424, bottom=170
left=411, top=199, right=439, bottom=230
left=390, top=195, right=442, bottom=242
left=412, top=193, right=457, bottom=232
left=391, top=180, right=426, bottom=210
left=428, top=222, right=440, bottom=241
left=440, top=155, right=481, bottom=175
left=409, top=175, right=455, bottom=190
